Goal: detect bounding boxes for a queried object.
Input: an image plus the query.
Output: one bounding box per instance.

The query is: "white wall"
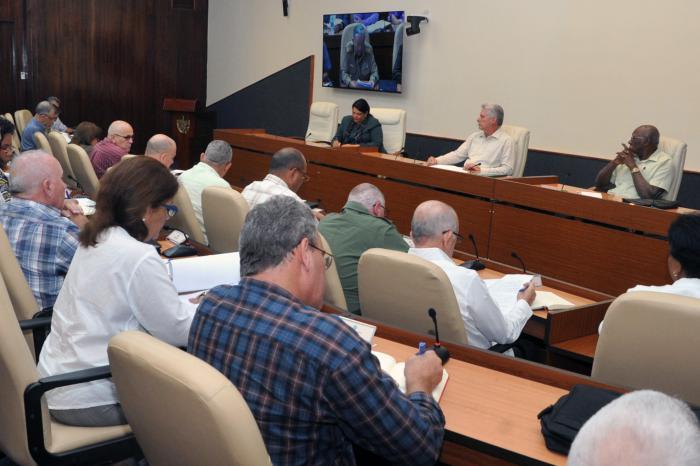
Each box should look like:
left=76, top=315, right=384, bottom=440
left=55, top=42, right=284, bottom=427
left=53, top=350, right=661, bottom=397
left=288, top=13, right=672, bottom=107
left=208, top=0, right=700, bottom=170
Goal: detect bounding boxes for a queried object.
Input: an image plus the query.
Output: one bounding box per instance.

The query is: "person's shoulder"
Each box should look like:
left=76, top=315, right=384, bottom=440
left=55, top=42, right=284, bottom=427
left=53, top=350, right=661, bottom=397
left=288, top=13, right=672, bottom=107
left=340, top=114, right=353, bottom=124
left=653, top=150, right=673, bottom=164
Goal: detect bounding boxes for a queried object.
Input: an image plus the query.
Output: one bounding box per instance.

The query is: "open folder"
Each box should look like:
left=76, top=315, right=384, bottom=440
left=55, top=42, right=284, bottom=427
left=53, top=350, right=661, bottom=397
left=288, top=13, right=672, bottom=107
left=484, top=274, right=574, bottom=311
left=164, top=252, right=241, bottom=293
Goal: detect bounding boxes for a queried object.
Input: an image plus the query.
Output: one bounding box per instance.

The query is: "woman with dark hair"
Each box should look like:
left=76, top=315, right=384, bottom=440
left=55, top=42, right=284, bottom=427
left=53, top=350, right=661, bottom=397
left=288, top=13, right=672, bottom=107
left=70, top=121, right=103, bottom=157
left=0, top=116, right=16, bottom=202
left=38, top=157, right=196, bottom=427
left=332, top=98, right=386, bottom=153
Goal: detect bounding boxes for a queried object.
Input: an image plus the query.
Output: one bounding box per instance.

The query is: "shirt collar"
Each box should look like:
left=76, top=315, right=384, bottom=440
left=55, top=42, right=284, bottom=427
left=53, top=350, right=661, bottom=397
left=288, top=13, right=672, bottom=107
left=263, top=173, right=290, bottom=189
left=408, top=247, right=453, bottom=262
left=10, top=197, right=62, bottom=216
left=342, top=201, right=372, bottom=215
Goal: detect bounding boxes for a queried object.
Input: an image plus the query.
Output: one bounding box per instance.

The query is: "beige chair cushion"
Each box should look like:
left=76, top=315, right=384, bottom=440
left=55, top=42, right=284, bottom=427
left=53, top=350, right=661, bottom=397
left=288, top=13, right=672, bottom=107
left=66, top=144, right=100, bottom=199
left=372, top=108, right=406, bottom=155
left=48, top=132, right=77, bottom=188
left=0, top=225, right=40, bottom=321
left=318, top=232, right=347, bottom=311
left=108, top=331, right=271, bottom=466
left=500, top=125, right=531, bottom=178
left=201, top=186, right=249, bottom=253
left=306, top=102, right=339, bottom=144
left=358, top=248, right=468, bottom=344
left=592, top=291, right=700, bottom=405
left=33, top=131, right=53, bottom=156
left=658, top=135, right=687, bottom=201
left=14, top=109, right=32, bottom=137
left=168, top=183, right=207, bottom=245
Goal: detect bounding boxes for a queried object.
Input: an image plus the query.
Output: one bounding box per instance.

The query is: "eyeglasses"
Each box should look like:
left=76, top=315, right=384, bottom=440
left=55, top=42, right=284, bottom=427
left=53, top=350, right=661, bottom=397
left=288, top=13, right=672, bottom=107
left=443, top=230, right=464, bottom=244
left=309, top=242, right=334, bottom=269
left=115, top=134, right=135, bottom=141
left=163, top=203, right=178, bottom=218
left=295, top=167, right=310, bottom=182
left=0, top=143, right=13, bottom=152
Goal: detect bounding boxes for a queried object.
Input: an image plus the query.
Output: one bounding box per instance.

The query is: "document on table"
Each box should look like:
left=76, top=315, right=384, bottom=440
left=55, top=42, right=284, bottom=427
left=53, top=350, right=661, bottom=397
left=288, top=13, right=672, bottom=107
left=372, top=351, right=449, bottom=401
left=484, top=274, right=573, bottom=311
left=165, top=252, right=240, bottom=293
left=431, top=164, right=467, bottom=173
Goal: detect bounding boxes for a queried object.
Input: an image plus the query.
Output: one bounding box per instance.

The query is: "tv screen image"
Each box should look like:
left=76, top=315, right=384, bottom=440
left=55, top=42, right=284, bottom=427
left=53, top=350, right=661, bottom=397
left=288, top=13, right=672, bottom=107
left=322, top=11, right=404, bottom=93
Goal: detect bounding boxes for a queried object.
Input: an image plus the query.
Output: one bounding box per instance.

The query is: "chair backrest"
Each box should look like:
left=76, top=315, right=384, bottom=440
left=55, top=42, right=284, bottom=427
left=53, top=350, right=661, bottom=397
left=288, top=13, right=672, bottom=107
left=305, top=102, right=339, bottom=144
left=3, top=112, right=21, bottom=150
left=66, top=144, right=100, bottom=199
left=358, top=248, right=468, bottom=344
left=201, top=186, right=249, bottom=253
left=658, top=135, right=687, bottom=201
left=14, top=109, right=32, bottom=137
left=318, top=232, right=347, bottom=311
left=592, top=291, right=700, bottom=405
left=33, top=131, right=53, bottom=156
left=109, top=331, right=271, bottom=466
left=0, top=225, right=40, bottom=321
left=372, top=107, right=406, bottom=155
left=167, top=183, right=207, bottom=245
left=47, top=132, right=77, bottom=188
left=339, top=23, right=371, bottom=83
left=500, top=125, right=531, bottom=177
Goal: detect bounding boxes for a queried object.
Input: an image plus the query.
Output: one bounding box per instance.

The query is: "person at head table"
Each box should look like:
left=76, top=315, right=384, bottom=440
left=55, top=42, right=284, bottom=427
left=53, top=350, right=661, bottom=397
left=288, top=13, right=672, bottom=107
left=331, top=98, right=386, bottom=153
left=426, top=104, right=515, bottom=176
left=594, top=125, right=673, bottom=199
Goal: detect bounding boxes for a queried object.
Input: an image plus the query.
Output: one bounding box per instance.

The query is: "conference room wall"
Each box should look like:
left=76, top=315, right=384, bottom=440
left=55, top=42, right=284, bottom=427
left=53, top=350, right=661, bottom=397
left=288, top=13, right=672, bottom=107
left=208, top=0, right=700, bottom=172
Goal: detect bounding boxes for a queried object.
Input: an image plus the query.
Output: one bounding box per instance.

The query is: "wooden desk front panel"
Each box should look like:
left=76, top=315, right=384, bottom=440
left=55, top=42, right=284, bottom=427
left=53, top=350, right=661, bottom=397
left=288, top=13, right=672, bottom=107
left=489, top=204, right=670, bottom=295
left=225, top=148, right=271, bottom=189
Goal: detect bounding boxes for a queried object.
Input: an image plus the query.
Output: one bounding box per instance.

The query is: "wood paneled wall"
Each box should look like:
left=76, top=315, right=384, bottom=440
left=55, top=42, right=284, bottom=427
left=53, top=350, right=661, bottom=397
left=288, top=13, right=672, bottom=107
left=1, top=0, right=208, bottom=155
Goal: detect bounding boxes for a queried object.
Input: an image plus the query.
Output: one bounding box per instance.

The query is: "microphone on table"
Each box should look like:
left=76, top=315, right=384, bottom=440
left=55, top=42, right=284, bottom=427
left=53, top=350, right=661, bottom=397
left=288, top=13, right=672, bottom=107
left=511, top=251, right=527, bottom=274
left=427, top=308, right=450, bottom=364
left=462, top=233, right=485, bottom=270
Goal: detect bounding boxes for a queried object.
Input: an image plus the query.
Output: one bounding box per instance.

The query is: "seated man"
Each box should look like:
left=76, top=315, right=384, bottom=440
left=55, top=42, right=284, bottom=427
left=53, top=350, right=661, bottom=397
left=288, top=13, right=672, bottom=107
left=20, top=101, right=58, bottom=152
left=241, top=147, right=310, bottom=208
left=426, top=103, right=515, bottom=176
left=569, top=390, right=700, bottom=465
left=90, top=120, right=134, bottom=178
left=0, top=150, right=86, bottom=309
left=409, top=200, right=535, bottom=350
left=178, top=140, right=233, bottom=242
left=319, top=183, right=408, bottom=314
left=144, top=133, right=177, bottom=168
left=0, top=116, right=16, bottom=203
left=594, top=125, right=673, bottom=199
left=341, top=24, right=379, bottom=89
left=188, top=196, right=445, bottom=465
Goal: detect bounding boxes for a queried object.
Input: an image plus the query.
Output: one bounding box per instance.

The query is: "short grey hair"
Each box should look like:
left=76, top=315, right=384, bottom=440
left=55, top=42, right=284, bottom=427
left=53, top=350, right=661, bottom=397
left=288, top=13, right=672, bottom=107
left=269, top=147, right=305, bottom=174
left=347, top=183, right=385, bottom=211
left=203, top=140, right=233, bottom=165
left=568, top=390, right=700, bottom=466
left=10, top=150, right=57, bottom=194
left=145, top=134, right=176, bottom=157
left=411, top=200, right=458, bottom=244
left=482, top=103, right=504, bottom=126
left=239, top=195, right=318, bottom=276
left=35, top=101, right=54, bottom=116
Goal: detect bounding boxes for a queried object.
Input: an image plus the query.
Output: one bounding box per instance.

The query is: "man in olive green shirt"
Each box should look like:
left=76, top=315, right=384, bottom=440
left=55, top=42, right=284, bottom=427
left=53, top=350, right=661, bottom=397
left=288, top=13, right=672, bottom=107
left=319, top=183, right=409, bottom=314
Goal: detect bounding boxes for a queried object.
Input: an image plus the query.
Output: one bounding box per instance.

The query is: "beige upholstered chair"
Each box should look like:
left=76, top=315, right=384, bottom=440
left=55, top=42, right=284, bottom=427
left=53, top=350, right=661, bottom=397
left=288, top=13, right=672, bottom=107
left=201, top=186, right=249, bottom=253
left=0, top=274, right=136, bottom=466
left=33, top=131, right=53, bottom=156
left=47, top=132, right=78, bottom=188
left=372, top=108, right=406, bottom=155
left=14, top=109, right=32, bottom=137
left=66, top=144, right=100, bottom=199
left=318, top=232, right=347, bottom=311
left=305, top=102, right=339, bottom=144
left=500, top=125, right=531, bottom=177
left=167, top=183, right=207, bottom=245
left=3, top=112, right=21, bottom=150
left=358, top=248, right=468, bottom=344
left=593, top=291, right=700, bottom=406
left=108, top=331, right=271, bottom=466
left=658, top=135, right=687, bottom=201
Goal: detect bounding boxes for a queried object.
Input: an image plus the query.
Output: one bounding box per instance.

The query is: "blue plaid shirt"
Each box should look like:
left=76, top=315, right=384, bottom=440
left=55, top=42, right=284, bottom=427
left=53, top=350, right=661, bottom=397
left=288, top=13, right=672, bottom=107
left=0, top=198, right=79, bottom=310
left=188, top=278, right=445, bottom=466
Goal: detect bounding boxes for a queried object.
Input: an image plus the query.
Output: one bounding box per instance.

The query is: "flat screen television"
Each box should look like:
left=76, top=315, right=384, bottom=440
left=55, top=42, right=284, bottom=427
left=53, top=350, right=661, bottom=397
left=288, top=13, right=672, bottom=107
left=322, top=11, right=404, bottom=93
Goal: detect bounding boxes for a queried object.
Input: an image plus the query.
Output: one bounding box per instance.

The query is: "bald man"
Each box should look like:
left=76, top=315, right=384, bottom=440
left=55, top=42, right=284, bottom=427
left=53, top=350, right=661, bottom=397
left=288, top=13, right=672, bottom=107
left=90, top=120, right=134, bottom=178
left=0, top=150, right=86, bottom=309
left=145, top=134, right=177, bottom=168
left=409, top=200, right=535, bottom=351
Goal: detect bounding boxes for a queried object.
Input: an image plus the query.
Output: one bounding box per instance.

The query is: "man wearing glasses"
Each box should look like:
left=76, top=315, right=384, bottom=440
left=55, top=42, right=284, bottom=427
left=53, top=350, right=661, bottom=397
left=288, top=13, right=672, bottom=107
left=409, top=200, right=535, bottom=352
left=90, top=120, right=134, bottom=178
left=20, top=100, right=58, bottom=151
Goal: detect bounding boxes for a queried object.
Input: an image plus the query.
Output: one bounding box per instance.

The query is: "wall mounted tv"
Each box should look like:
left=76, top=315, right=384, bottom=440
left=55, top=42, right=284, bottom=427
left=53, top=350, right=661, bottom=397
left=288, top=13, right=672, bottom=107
left=322, top=11, right=404, bottom=93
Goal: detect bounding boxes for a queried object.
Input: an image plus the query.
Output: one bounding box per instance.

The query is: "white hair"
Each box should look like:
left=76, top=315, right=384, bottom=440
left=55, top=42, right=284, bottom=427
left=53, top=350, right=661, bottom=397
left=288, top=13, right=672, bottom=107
left=9, top=150, right=57, bottom=194
left=568, top=390, right=700, bottom=466
left=346, top=183, right=384, bottom=212
left=411, top=200, right=458, bottom=244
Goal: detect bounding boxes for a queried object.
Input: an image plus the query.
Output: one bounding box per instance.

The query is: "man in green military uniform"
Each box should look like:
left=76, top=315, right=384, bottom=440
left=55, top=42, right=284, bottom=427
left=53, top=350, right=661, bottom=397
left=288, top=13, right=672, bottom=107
left=319, top=183, right=409, bottom=314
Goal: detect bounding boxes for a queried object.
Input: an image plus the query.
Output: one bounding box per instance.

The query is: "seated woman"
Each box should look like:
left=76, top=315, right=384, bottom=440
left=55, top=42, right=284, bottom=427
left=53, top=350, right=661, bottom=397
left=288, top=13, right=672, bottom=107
left=70, top=121, right=103, bottom=157
left=38, top=157, right=196, bottom=427
left=332, top=98, right=386, bottom=153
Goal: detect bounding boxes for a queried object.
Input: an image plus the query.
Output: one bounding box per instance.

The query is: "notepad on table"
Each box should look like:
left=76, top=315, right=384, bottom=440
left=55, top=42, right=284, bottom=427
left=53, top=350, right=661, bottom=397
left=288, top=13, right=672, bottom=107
left=372, top=351, right=449, bottom=401
left=484, top=274, right=573, bottom=311
left=164, top=252, right=240, bottom=293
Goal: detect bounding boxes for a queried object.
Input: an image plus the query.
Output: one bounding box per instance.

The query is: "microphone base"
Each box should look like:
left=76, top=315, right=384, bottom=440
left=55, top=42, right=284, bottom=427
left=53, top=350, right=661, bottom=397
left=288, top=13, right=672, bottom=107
left=463, top=260, right=486, bottom=271
left=432, top=345, right=450, bottom=365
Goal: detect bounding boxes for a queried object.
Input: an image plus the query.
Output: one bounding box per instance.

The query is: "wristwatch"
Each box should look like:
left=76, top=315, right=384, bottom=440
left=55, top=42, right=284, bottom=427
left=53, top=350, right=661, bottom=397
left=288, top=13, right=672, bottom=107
left=631, top=167, right=641, bottom=174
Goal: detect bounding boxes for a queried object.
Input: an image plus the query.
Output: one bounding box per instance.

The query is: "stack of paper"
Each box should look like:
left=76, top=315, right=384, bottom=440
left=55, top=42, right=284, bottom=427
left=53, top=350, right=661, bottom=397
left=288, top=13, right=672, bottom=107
left=372, top=351, right=449, bottom=401
left=165, top=252, right=241, bottom=293
left=484, top=274, right=574, bottom=311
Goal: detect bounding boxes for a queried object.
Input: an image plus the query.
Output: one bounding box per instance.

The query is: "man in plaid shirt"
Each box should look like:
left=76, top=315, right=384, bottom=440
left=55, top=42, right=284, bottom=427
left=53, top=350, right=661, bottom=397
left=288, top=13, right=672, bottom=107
left=0, top=150, right=85, bottom=310
left=189, top=195, right=445, bottom=465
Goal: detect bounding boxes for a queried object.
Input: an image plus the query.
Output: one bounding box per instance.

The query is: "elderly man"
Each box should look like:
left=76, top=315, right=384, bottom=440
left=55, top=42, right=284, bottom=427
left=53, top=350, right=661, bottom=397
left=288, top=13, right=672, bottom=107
left=189, top=196, right=445, bottom=465
left=341, top=24, right=379, bottom=89
left=426, top=104, right=515, bottom=176
left=569, top=390, right=700, bottom=466
left=178, top=140, right=233, bottom=242
left=47, top=96, right=73, bottom=134
left=241, top=147, right=310, bottom=208
left=90, top=120, right=134, bottom=178
left=20, top=101, right=58, bottom=152
left=0, top=117, right=16, bottom=202
left=144, top=134, right=177, bottom=168
left=0, top=150, right=86, bottom=310
left=409, top=200, right=535, bottom=351
left=319, top=183, right=408, bottom=314
left=594, top=125, right=673, bottom=199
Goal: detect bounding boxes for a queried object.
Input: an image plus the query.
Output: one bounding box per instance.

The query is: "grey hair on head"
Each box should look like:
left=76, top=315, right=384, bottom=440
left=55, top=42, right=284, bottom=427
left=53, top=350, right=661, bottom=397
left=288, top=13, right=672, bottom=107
left=411, top=200, right=458, bottom=244
left=35, top=101, right=54, bottom=116
left=346, top=183, right=385, bottom=212
left=203, top=140, right=233, bottom=165
left=269, top=147, right=305, bottom=174
left=481, top=103, right=504, bottom=126
left=9, top=150, right=56, bottom=194
left=239, top=195, right=318, bottom=276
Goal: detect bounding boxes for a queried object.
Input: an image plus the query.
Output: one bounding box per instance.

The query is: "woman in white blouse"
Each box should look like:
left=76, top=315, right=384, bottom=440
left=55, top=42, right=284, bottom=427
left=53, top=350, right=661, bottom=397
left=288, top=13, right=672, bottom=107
left=38, top=157, right=195, bottom=427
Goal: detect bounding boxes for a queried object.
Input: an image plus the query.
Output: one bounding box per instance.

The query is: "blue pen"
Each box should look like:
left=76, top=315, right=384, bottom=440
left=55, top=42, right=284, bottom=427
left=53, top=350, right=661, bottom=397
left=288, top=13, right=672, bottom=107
left=417, top=341, right=426, bottom=355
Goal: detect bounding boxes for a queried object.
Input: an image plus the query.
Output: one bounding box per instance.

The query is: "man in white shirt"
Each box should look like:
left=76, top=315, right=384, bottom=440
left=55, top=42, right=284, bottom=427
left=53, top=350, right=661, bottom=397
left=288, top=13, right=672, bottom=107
left=426, top=104, right=515, bottom=176
left=144, top=133, right=177, bottom=168
left=241, top=147, right=310, bottom=208
left=408, top=200, right=535, bottom=350
left=178, top=140, right=233, bottom=242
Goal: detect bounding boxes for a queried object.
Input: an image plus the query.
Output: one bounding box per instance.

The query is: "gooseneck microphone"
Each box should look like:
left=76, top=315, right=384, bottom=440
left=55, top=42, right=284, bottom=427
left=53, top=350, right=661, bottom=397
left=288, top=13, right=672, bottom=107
left=511, top=251, right=527, bottom=274
left=427, top=308, right=450, bottom=364
left=464, top=233, right=486, bottom=271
